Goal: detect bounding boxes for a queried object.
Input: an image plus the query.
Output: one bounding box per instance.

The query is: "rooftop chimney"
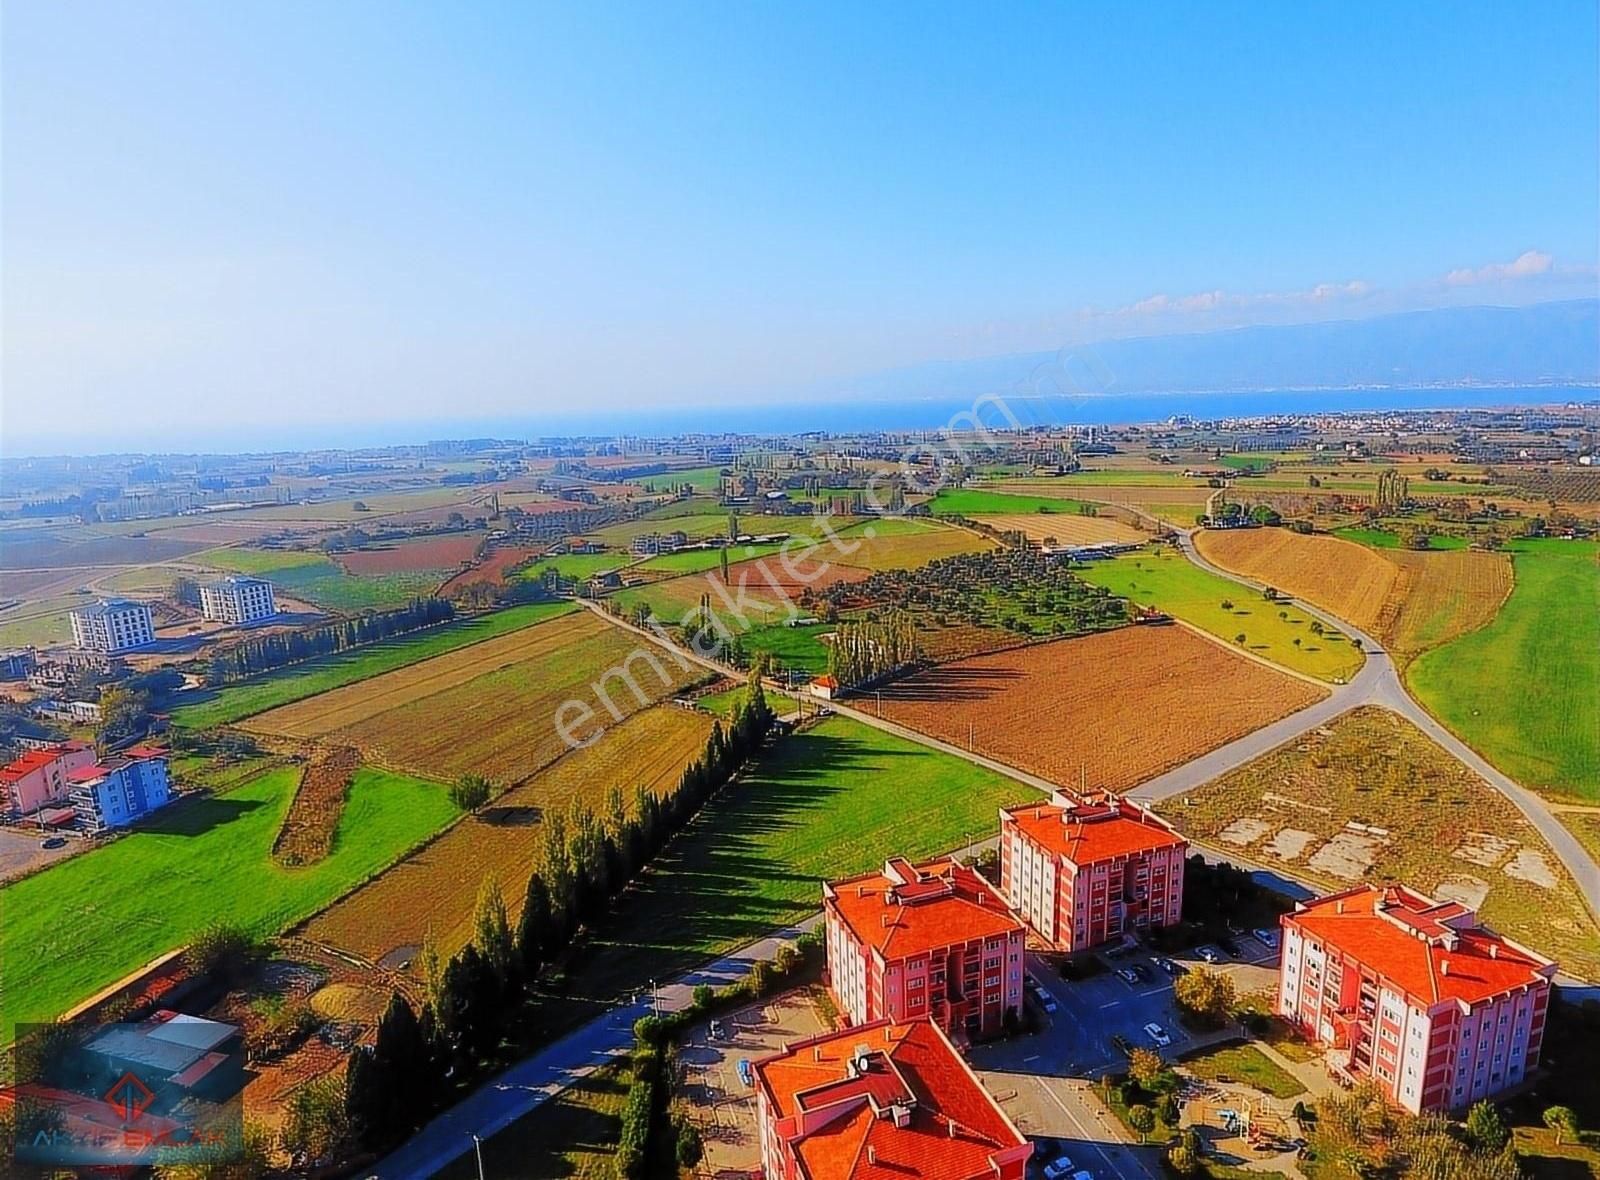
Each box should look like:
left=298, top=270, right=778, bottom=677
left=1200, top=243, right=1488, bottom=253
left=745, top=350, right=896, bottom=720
left=1441, top=959, right=1450, bottom=976
left=867, top=1146, right=876, bottom=1165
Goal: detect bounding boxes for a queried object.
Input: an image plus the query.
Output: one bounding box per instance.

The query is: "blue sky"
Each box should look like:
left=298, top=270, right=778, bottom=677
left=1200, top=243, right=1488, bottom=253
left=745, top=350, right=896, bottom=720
left=4, top=2, right=1597, bottom=452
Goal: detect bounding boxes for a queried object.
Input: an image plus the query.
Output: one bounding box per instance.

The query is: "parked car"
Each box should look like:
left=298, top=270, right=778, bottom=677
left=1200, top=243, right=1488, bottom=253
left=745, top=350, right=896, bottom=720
left=1115, top=967, right=1141, bottom=985
left=1043, top=1156, right=1077, bottom=1180
left=1216, top=936, right=1242, bottom=958
left=1253, top=927, right=1280, bottom=949
left=1143, top=1021, right=1172, bottom=1047
left=709, top=1019, right=726, bottom=1040
left=1195, top=945, right=1222, bottom=964
left=1130, top=962, right=1154, bottom=983
left=39, top=836, right=66, bottom=850
left=1154, top=956, right=1186, bottom=977
left=737, top=1059, right=753, bottom=1087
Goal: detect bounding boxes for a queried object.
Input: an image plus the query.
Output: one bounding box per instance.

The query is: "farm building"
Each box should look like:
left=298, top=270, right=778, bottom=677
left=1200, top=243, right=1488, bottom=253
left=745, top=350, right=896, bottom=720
left=752, top=1018, right=1030, bottom=1180
left=1000, top=791, right=1187, bottom=952
left=1278, top=884, right=1555, bottom=1114
left=807, top=675, right=840, bottom=700
left=198, top=575, right=278, bottom=624
left=0, top=741, right=97, bottom=817
left=823, top=856, right=1025, bottom=1042
left=69, top=599, right=155, bottom=654
left=67, top=745, right=173, bottom=833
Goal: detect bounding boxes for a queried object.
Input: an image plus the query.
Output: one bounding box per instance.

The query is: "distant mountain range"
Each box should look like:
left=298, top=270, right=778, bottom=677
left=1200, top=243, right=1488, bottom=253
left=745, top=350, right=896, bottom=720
left=821, top=299, right=1600, bottom=403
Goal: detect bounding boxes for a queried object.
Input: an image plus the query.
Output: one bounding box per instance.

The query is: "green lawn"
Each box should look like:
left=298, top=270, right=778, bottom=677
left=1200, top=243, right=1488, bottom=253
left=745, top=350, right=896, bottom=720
left=1180, top=1042, right=1306, bottom=1099
left=563, top=715, right=1038, bottom=1003
left=1075, top=547, right=1364, bottom=682
left=1408, top=539, right=1600, bottom=799
left=0, top=766, right=458, bottom=1034
left=170, top=601, right=577, bottom=728
left=1332, top=527, right=1468, bottom=550
left=740, top=621, right=834, bottom=674
left=926, top=488, right=1094, bottom=515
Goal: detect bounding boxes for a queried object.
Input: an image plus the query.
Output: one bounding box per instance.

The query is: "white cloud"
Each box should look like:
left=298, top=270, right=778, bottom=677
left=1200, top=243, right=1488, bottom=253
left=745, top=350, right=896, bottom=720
left=1111, top=277, right=1372, bottom=318
left=1442, top=249, right=1553, bottom=286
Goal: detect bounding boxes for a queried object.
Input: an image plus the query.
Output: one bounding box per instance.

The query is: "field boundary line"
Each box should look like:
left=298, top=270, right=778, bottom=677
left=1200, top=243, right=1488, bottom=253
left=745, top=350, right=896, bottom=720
left=1163, top=615, right=1334, bottom=690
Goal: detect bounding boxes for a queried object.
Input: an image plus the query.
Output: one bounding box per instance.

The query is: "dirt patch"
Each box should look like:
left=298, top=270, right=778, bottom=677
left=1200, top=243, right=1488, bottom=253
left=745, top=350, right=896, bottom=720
left=1452, top=832, right=1516, bottom=868
left=1306, top=829, right=1386, bottom=880
left=1219, top=817, right=1272, bottom=846
left=271, top=746, right=360, bottom=867
left=1435, top=875, right=1492, bottom=910
left=1264, top=828, right=1318, bottom=861
left=1503, top=849, right=1559, bottom=890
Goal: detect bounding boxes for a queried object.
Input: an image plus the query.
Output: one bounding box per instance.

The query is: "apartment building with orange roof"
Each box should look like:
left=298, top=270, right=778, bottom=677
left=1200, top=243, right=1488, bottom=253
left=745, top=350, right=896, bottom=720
left=1279, top=884, right=1556, bottom=1113
left=752, top=1017, right=1031, bottom=1180
left=823, top=857, right=1025, bottom=1041
left=999, top=791, right=1186, bottom=952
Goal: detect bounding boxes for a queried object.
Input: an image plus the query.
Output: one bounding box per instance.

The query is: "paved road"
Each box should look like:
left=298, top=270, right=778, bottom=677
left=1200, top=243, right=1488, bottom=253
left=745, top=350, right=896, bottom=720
left=369, top=918, right=821, bottom=1179
left=1165, top=529, right=1600, bottom=921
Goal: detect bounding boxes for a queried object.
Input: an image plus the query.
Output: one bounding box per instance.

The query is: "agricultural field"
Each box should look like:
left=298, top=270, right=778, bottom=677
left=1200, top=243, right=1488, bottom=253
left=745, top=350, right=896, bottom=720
left=1331, top=526, right=1469, bottom=550
left=1154, top=708, right=1600, bottom=980
left=562, top=714, right=1037, bottom=1004
left=0, top=764, right=458, bottom=1034
left=634, top=539, right=791, bottom=576
left=1408, top=539, right=1600, bottom=800
left=517, top=551, right=627, bottom=582
left=1001, top=480, right=1215, bottom=507
left=301, top=706, right=714, bottom=966
left=878, top=626, right=1326, bottom=793
left=171, top=601, right=577, bottom=728
left=271, top=745, right=361, bottom=866
left=1075, top=546, right=1364, bottom=682
left=194, top=544, right=450, bottom=611
left=823, top=517, right=996, bottom=571
left=0, top=525, right=213, bottom=570
left=590, top=512, right=735, bottom=546
left=737, top=621, right=835, bottom=674
left=1195, top=526, right=1516, bottom=665
left=611, top=553, right=868, bottom=632
left=332, top=531, right=483, bottom=575
left=926, top=488, right=1095, bottom=515
left=971, top=513, right=1148, bottom=546
left=243, top=611, right=702, bottom=786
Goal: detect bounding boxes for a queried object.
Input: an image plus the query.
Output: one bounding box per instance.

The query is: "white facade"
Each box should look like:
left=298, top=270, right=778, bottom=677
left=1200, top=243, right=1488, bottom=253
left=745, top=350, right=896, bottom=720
left=70, top=599, right=155, bottom=653
left=824, top=909, right=872, bottom=1026
left=199, top=577, right=278, bottom=624
left=1004, top=827, right=1058, bottom=942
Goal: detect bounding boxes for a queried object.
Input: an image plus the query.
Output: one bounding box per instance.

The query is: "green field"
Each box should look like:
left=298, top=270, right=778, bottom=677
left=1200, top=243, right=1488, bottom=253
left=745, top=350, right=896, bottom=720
left=170, top=601, right=577, bottom=728
left=563, top=714, right=1037, bottom=1002
left=0, top=765, right=458, bottom=1034
left=739, top=621, right=834, bottom=674
left=1075, top=547, right=1365, bottom=682
left=517, top=552, right=628, bottom=582
left=1217, top=455, right=1275, bottom=472
left=926, top=488, right=1094, bottom=515
left=635, top=540, right=788, bottom=576
left=1408, top=539, right=1600, bottom=799
left=193, top=546, right=449, bottom=611
left=654, top=465, right=726, bottom=492
left=1332, top=527, right=1468, bottom=551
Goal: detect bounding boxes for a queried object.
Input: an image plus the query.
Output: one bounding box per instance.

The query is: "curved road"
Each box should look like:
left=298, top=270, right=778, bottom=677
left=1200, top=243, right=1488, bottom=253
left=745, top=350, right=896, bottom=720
left=1158, top=529, right=1600, bottom=920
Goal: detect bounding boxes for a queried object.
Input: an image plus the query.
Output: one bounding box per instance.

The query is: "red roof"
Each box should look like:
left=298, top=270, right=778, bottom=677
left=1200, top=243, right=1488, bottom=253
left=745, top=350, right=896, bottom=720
left=1003, top=794, right=1186, bottom=866
left=0, top=748, right=61, bottom=782
left=826, top=857, right=1021, bottom=962
left=755, top=1019, right=1027, bottom=1180
left=1286, top=884, right=1555, bottom=1009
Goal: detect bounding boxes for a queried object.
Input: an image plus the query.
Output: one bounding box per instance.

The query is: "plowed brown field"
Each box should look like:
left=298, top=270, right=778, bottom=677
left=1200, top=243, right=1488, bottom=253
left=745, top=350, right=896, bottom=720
left=244, top=612, right=700, bottom=784
left=299, top=706, right=714, bottom=965
left=878, top=626, right=1326, bottom=792
left=974, top=513, right=1147, bottom=545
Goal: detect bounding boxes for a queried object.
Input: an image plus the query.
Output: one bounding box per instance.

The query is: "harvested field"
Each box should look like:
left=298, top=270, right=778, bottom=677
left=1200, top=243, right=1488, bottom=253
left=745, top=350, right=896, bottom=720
left=272, top=746, right=360, bottom=866
left=832, top=519, right=996, bottom=571
left=1005, top=481, right=1215, bottom=506
left=878, top=626, right=1325, bottom=792
left=245, top=612, right=702, bottom=785
left=973, top=513, right=1147, bottom=546
left=1153, top=708, right=1600, bottom=980
left=1196, top=526, right=1516, bottom=663
left=613, top=555, right=869, bottom=629
left=333, top=532, right=482, bottom=575
left=1194, top=528, right=1397, bottom=634
left=301, top=706, right=715, bottom=965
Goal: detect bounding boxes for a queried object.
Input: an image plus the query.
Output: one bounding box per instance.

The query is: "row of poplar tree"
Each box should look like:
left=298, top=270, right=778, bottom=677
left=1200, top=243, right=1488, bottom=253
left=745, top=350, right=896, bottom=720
left=205, top=598, right=454, bottom=684
left=343, top=676, right=776, bottom=1155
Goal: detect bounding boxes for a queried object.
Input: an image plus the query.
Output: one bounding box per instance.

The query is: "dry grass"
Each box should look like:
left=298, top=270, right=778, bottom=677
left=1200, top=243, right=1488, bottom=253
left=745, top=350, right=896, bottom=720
left=271, top=746, right=360, bottom=867
left=1381, top=548, right=1512, bottom=660
left=1154, top=707, right=1600, bottom=980
left=878, top=626, right=1326, bottom=792
left=299, top=706, right=715, bottom=965
left=1194, top=528, right=1397, bottom=633
left=973, top=513, right=1148, bottom=545
left=834, top=521, right=997, bottom=571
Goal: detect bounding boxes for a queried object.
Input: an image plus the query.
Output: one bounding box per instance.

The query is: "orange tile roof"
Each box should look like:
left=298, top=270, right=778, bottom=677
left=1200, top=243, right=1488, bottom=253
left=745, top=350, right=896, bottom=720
left=826, top=858, right=1021, bottom=962
left=1004, top=795, right=1186, bottom=866
left=755, top=1019, right=1025, bottom=1180
left=0, top=745, right=73, bottom=783
left=1286, top=885, right=1554, bottom=1009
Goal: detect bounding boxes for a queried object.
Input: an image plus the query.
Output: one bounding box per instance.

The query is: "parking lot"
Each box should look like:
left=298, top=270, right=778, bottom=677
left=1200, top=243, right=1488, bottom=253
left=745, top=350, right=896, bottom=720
left=972, top=930, right=1281, bottom=1082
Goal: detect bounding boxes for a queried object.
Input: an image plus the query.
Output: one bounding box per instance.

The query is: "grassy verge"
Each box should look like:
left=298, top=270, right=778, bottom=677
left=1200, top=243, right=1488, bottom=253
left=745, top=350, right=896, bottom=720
left=0, top=765, right=458, bottom=1034
left=1075, top=547, right=1364, bottom=682
left=170, top=601, right=577, bottom=728
left=1408, top=539, right=1600, bottom=800
left=1180, top=1042, right=1305, bottom=1099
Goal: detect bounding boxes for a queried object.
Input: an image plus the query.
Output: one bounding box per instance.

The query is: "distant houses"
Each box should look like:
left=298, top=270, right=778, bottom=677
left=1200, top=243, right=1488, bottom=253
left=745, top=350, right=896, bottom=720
left=69, top=599, right=155, bottom=654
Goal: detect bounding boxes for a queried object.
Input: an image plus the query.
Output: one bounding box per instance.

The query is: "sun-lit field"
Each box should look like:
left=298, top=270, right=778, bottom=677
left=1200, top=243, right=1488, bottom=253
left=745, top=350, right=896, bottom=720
left=831, top=517, right=997, bottom=570
left=971, top=512, right=1148, bottom=545
left=878, top=625, right=1326, bottom=792
left=245, top=611, right=701, bottom=786
left=300, top=705, right=715, bottom=965
left=1194, top=527, right=1398, bottom=634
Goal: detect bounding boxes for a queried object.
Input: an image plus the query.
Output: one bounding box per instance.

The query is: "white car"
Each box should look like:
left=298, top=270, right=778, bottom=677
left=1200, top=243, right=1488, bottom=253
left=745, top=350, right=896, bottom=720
left=1042, top=1156, right=1076, bottom=1180
left=1143, top=1021, right=1172, bottom=1047
left=1253, top=927, right=1280, bottom=949
left=1195, top=945, right=1222, bottom=964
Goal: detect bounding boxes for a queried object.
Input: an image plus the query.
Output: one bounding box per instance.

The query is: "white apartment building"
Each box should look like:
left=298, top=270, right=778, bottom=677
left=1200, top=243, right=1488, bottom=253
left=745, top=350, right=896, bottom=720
left=69, top=599, right=155, bottom=653
left=199, top=576, right=278, bottom=624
